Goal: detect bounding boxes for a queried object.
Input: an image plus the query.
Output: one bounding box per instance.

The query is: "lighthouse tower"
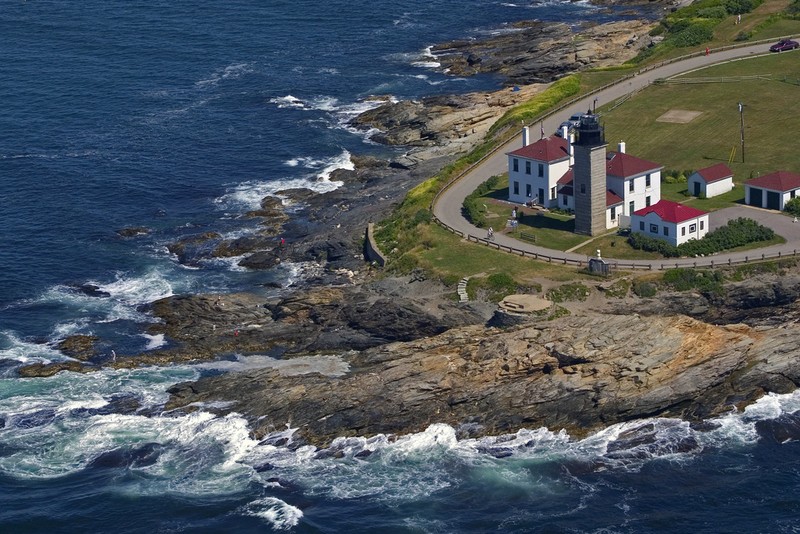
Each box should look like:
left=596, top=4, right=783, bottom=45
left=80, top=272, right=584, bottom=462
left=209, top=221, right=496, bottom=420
left=572, top=113, right=607, bottom=236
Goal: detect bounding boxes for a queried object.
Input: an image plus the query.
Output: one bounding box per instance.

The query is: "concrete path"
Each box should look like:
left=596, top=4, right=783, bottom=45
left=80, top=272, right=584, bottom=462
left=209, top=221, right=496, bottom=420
left=432, top=42, right=800, bottom=269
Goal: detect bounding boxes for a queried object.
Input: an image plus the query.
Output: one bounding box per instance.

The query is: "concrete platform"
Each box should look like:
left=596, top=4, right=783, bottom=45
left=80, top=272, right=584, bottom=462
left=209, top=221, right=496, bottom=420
left=499, top=294, right=551, bottom=314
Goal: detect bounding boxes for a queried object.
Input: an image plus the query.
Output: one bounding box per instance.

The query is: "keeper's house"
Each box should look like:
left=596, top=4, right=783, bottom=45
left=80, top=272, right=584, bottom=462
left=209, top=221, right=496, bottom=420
left=506, top=129, right=570, bottom=207
left=687, top=163, right=734, bottom=198
left=744, top=171, right=800, bottom=211
left=631, top=199, right=709, bottom=247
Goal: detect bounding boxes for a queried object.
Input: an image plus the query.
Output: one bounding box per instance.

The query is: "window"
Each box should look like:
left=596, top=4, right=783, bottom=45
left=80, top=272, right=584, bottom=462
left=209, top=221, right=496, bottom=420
left=525, top=161, right=531, bottom=175
left=550, top=187, right=556, bottom=200
left=629, top=179, right=635, bottom=193
left=689, top=223, right=697, bottom=233
left=682, top=227, right=686, bottom=236
left=646, top=174, right=651, bottom=188
left=700, top=220, right=705, bottom=230
left=639, top=221, right=645, bottom=231
left=611, top=207, right=617, bottom=221
left=650, top=224, right=659, bottom=234
left=513, top=181, right=519, bottom=195
left=513, top=159, right=519, bottom=172
left=538, top=163, right=544, bottom=177
left=526, top=184, right=532, bottom=197
left=562, top=194, right=568, bottom=204
left=792, top=191, right=797, bottom=199
left=663, top=226, right=669, bottom=236
left=580, top=184, right=586, bottom=194
left=629, top=201, right=635, bottom=214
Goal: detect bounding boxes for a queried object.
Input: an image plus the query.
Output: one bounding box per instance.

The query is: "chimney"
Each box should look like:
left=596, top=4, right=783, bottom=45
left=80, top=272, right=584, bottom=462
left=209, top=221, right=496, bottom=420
left=618, top=141, right=626, bottom=154
left=568, top=132, right=575, bottom=166
left=561, top=125, right=569, bottom=139
left=522, top=126, right=530, bottom=147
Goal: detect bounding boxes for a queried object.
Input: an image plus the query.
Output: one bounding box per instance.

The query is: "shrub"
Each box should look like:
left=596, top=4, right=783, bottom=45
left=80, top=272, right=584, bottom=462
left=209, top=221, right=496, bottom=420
left=698, top=6, right=729, bottom=18
left=463, top=174, right=504, bottom=228
left=632, top=281, right=658, bottom=298
left=547, top=283, right=590, bottom=303
left=785, top=197, right=800, bottom=216
left=678, top=217, right=774, bottom=256
left=671, top=22, right=715, bottom=47
left=662, top=268, right=724, bottom=294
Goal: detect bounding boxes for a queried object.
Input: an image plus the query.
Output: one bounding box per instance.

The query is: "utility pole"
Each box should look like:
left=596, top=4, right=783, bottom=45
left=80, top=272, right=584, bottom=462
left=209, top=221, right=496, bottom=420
left=738, top=102, right=745, bottom=163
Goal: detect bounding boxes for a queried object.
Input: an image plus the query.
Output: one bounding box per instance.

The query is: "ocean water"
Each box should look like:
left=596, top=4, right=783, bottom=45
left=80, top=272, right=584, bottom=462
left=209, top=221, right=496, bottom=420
left=1, top=1, right=799, bottom=532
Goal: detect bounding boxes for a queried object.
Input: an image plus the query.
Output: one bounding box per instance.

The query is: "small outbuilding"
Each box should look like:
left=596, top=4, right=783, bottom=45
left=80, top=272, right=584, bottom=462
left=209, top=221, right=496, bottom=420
left=631, top=199, right=709, bottom=247
left=687, top=163, right=734, bottom=198
left=744, top=171, right=800, bottom=211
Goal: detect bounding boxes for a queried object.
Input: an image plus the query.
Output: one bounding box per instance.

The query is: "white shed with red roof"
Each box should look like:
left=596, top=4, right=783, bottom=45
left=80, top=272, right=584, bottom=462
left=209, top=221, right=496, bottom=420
left=687, top=163, right=734, bottom=198
left=631, top=199, right=709, bottom=247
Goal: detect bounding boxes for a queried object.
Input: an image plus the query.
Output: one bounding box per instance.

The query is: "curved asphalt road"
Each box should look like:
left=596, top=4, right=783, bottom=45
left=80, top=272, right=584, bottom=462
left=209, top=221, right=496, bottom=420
left=433, top=43, right=800, bottom=269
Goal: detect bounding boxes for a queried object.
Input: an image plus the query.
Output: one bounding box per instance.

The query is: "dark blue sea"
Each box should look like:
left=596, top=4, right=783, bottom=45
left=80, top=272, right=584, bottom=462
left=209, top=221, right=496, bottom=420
left=2, top=1, right=799, bottom=532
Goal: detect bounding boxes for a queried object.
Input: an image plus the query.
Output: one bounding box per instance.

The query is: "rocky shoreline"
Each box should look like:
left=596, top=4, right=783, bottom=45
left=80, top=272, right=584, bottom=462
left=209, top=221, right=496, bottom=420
left=22, top=1, right=800, bottom=448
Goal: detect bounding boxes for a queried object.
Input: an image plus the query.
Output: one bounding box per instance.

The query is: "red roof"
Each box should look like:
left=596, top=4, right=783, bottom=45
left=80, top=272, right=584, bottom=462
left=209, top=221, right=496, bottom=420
left=508, top=136, right=569, bottom=163
left=696, top=163, right=733, bottom=184
left=557, top=168, right=573, bottom=185
left=606, top=190, right=624, bottom=207
left=746, top=171, right=800, bottom=192
left=633, top=199, right=707, bottom=223
left=606, top=151, right=661, bottom=178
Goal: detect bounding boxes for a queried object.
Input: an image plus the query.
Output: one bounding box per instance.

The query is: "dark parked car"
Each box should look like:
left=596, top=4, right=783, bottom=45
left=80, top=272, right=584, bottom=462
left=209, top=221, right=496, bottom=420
left=769, top=39, right=799, bottom=52
left=555, top=112, right=587, bottom=136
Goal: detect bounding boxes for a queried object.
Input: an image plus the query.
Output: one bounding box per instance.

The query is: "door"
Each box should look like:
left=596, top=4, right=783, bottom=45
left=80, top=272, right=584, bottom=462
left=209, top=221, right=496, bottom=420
left=693, top=181, right=701, bottom=196
left=748, top=187, right=762, bottom=207
left=538, top=188, right=544, bottom=206
left=767, top=191, right=781, bottom=210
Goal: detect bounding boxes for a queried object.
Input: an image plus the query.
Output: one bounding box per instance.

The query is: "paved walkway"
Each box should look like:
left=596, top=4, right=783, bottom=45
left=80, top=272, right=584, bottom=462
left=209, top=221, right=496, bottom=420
left=432, top=43, right=800, bottom=269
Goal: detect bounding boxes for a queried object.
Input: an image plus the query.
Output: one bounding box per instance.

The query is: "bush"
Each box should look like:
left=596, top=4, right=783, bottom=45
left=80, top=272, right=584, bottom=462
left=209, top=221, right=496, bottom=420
left=662, top=268, right=724, bottom=294
left=547, top=283, right=590, bottom=303
left=671, top=22, right=715, bottom=47
left=785, top=197, right=800, bottom=216
left=698, top=6, right=729, bottom=18
left=632, top=281, right=658, bottom=298
left=725, top=0, right=756, bottom=14
left=463, top=174, right=504, bottom=228
left=678, top=217, right=774, bottom=256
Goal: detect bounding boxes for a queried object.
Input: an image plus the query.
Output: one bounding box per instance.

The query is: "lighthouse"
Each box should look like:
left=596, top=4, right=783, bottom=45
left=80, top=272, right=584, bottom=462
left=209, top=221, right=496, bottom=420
left=572, top=113, right=607, bottom=236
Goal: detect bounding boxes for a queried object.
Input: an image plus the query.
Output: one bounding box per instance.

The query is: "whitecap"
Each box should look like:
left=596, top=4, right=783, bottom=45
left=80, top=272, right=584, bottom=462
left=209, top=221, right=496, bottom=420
left=195, top=62, right=253, bottom=88
left=269, top=95, right=305, bottom=109
left=0, top=331, right=64, bottom=364
left=140, top=333, right=166, bottom=351
left=214, top=150, right=350, bottom=211
left=240, top=497, right=303, bottom=530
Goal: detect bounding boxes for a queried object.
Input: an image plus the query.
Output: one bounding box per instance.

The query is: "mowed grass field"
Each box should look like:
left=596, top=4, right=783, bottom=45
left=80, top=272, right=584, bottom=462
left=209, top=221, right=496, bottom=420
left=600, top=51, right=800, bottom=190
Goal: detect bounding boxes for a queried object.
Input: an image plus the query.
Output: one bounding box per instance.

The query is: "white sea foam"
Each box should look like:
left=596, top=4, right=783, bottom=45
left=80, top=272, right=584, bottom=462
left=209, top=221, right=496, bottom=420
left=269, top=95, right=305, bottom=109
left=411, top=61, right=441, bottom=69
left=141, top=333, right=166, bottom=351
left=0, top=331, right=69, bottom=364
left=241, top=497, right=303, bottom=530
left=214, top=150, right=351, bottom=211
left=195, top=62, right=253, bottom=88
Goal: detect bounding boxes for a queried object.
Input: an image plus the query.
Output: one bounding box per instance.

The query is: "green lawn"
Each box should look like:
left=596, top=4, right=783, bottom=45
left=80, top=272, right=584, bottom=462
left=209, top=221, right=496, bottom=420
left=414, top=224, right=589, bottom=282
left=600, top=52, right=800, bottom=187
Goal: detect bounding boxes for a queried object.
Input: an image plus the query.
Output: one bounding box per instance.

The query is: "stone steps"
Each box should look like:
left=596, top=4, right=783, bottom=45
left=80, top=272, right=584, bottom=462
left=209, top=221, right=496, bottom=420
left=457, top=277, right=469, bottom=303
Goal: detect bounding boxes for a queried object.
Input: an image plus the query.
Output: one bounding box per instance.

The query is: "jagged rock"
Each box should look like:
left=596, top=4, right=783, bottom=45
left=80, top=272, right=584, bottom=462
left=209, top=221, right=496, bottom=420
left=237, top=250, right=282, bottom=270
left=66, top=283, right=111, bottom=298
left=17, top=360, right=91, bottom=377
left=163, top=314, right=800, bottom=447
left=167, top=232, right=222, bottom=265
left=57, top=335, right=100, bottom=361
left=116, top=227, right=151, bottom=238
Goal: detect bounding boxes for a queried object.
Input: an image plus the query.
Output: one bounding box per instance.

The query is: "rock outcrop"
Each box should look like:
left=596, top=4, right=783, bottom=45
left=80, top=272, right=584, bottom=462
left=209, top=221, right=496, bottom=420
left=164, top=313, right=800, bottom=447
